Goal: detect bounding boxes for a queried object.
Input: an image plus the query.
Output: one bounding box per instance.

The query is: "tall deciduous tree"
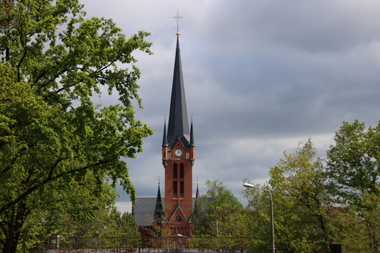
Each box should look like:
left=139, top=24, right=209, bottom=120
left=327, top=120, right=380, bottom=253
left=0, top=1, right=153, bottom=252
left=189, top=180, right=249, bottom=249
left=244, top=140, right=333, bottom=253
left=331, top=188, right=380, bottom=253
left=270, top=140, right=332, bottom=252
left=327, top=120, right=380, bottom=204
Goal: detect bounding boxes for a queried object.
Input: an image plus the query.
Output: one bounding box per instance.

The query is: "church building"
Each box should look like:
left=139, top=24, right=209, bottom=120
left=133, top=30, right=198, bottom=242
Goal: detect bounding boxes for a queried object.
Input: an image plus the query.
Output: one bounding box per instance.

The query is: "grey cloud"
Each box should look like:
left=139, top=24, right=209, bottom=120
left=81, top=0, right=380, bottom=205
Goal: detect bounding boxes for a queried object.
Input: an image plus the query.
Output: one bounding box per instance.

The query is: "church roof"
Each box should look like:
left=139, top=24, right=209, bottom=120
left=133, top=197, right=158, bottom=227
left=165, top=36, right=190, bottom=149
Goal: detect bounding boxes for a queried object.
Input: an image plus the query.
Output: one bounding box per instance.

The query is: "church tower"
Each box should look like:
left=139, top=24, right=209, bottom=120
left=162, top=31, right=195, bottom=236
left=133, top=16, right=196, bottom=243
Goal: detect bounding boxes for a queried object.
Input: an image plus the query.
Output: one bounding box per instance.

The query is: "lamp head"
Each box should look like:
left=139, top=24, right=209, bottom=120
left=243, top=182, right=255, bottom=188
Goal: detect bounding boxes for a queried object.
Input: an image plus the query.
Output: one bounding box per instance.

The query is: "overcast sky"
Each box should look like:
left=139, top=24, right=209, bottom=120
left=80, top=0, right=380, bottom=212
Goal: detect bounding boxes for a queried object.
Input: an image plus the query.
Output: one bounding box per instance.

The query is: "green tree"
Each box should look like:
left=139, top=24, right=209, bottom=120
left=28, top=179, right=119, bottom=251
left=244, top=140, right=332, bottom=253
left=189, top=180, right=249, bottom=249
left=243, top=182, right=277, bottom=252
left=0, top=1, right=152, bottom=252
left=101, top=210, right=141, bottom=248
left=327, top=120, right=380, bottom=204
left=327, top=120, right=380, bottom=252
left=331, top=190, right=380, bottom=253
left=273, top=140, right=332, bottom=252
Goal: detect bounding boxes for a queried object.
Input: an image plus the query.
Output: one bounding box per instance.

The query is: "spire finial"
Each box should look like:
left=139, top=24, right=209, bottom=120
left=173, top=12, right=182, bottom=35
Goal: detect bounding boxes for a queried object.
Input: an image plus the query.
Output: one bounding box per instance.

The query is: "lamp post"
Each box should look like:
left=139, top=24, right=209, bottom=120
left=243, top=182, right=275, bottom=253
left=174, top=234, right=186, bottom=249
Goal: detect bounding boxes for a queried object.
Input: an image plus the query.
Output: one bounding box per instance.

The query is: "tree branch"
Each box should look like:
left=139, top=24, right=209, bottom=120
left=0, top=159, right=109, bottom=214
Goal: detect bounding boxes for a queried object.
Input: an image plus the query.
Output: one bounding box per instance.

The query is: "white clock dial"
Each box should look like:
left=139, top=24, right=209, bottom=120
left=175, top=149, right=182, bottom=157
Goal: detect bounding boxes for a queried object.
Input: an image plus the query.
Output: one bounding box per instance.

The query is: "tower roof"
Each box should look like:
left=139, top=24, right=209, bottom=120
left=162, top=116, right=168, bottom=147
left=166, top=36, right=190, bottom=149
left=154, top=183, right=164, bottom=223
left=190, top=118, right=195, bottom=147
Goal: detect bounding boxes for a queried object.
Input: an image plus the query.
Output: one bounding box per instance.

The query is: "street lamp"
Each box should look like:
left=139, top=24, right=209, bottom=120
left=243, top=182, right=275, bottom=253
left=171, top=234, right=187, bottom=249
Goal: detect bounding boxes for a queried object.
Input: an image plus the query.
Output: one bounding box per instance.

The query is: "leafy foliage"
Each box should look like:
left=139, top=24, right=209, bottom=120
left=188, top=122, right=380, bottom=252
left=327, top=120, right=380, bottom=204
left=0, top=0, right=152, bottom=252
left=327, top=120, right=380, bottom=253
left=189, top=180, right=249, bottom=249
left=244, top=140, right=332, bottom=253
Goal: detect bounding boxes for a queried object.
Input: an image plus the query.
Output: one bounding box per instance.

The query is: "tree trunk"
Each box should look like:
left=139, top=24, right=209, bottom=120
left=1, top=204, right=27, bottom=253
left=2, top=237, right=18, bottom=253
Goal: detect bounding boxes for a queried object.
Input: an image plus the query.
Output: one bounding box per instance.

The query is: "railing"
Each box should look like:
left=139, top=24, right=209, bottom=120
left=39, top=236, right=254, bottom=252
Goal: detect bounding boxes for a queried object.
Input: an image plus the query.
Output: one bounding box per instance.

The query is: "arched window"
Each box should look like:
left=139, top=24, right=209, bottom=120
left=173, top=181, right=178, bottom=195
left=180, top=181, right=184, bottom=197
left=180, top=163, right=184, bottom=179
left=173, top=163, right=178, bottom=178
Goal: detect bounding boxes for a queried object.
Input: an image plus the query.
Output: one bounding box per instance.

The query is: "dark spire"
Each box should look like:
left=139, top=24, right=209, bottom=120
left=154, top=182, right=164, bottom=224
left=190, top=116, right=195, bottom=147
left=195, top=181, right=199, bottom=198
left=167, top=36, right=190, bottom=149
left=162, top=116, right=168, bottom=147
left=193, top=181, right=200, bottom=215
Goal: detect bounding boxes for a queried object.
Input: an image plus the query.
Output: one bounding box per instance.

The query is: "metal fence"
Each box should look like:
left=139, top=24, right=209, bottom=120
left=44, top=250, right=246, bottom=253
left=42, top=236, right=253, bottom=252
left=39, top=236, right=341, bottom=253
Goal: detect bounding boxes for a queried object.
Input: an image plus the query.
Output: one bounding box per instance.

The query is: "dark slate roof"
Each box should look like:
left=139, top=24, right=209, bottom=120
left=133, top=197, right=158, bottom=227
left=166, top=36, right=190, bottom=150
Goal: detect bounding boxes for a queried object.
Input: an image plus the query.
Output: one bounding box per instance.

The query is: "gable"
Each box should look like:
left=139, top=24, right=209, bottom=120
left=133, top=197, right=197, bottom=227
left=168, top=203, right=188, bottom=223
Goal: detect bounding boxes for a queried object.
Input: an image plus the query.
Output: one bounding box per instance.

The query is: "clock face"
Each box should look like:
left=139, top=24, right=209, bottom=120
left=175, top=149, right=182, bottom=157
left=176, top=215, right=182, bottom=222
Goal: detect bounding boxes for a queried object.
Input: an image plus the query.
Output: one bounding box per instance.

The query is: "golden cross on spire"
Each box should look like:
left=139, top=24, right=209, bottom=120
left=173, top=12, right=182, bottom=35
